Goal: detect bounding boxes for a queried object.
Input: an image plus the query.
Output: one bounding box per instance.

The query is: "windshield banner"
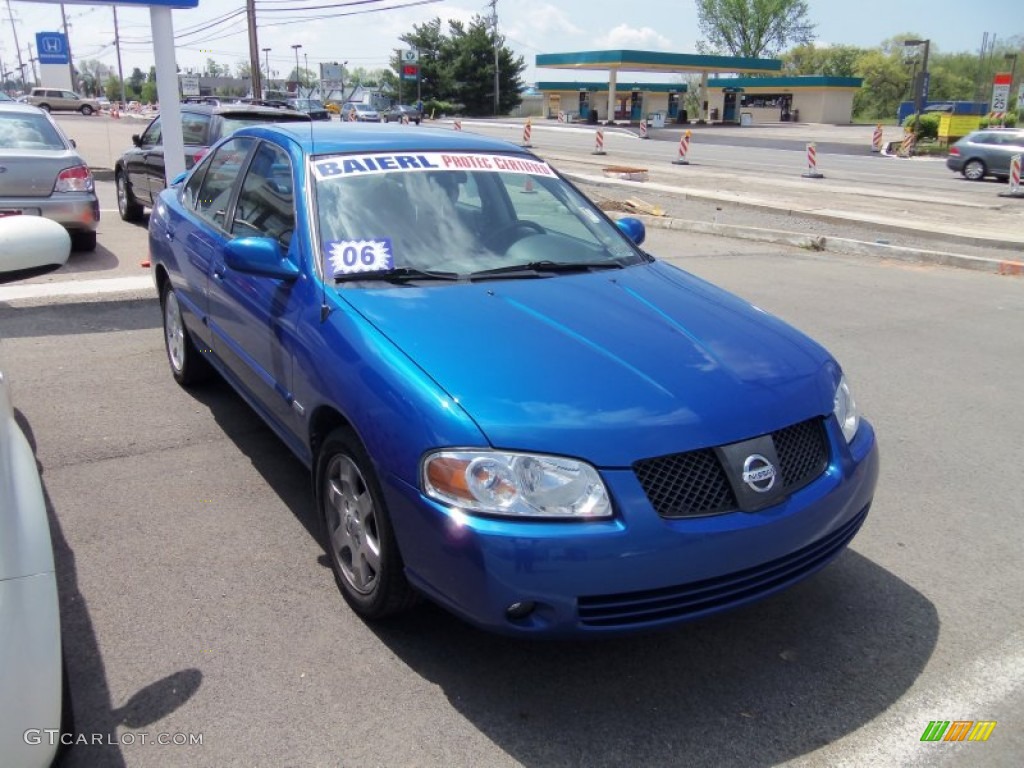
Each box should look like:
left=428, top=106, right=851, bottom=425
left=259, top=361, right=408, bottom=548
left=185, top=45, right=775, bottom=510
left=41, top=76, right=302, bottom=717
left=312, top=152, right=555, bottom=180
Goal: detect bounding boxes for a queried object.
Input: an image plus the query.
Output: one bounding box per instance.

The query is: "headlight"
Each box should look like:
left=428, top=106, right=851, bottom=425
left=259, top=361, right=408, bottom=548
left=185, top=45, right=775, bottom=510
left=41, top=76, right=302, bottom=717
left=423, top=450, right=612, bottom=519
left=833, top=374, right=860, bottom=443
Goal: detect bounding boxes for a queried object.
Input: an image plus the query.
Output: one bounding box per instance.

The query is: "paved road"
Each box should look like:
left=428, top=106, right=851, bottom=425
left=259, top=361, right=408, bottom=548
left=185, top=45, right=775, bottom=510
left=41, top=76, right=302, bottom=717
left=2, top=229, right=1022, bottom=767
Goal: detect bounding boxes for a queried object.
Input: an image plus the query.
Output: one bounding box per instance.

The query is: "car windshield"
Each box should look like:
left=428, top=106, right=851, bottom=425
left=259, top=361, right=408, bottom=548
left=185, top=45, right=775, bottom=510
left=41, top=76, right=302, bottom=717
left=0, top=112, right=65, bottom=149
left=312, top=151, right=643, bottom=282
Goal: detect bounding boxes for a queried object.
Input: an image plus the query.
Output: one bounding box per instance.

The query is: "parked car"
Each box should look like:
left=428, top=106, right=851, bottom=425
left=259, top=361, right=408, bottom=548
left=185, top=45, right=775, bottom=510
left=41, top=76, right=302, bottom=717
left=288, top=98, right=331, bottom=121
left=339, top=102, right=381, bottom=122
left=149, top=124, right=879, bottom=636
left=946, top=127, right=1024, bottom=181
left=114, top=101, right=311, bottom=221
left=381, top=104, right=422, bottom=124
left=0, top=103, right=100, bottom=251
left=24, top=87, right=101, bottom=115
left=0, top=214, right=73, bottom=767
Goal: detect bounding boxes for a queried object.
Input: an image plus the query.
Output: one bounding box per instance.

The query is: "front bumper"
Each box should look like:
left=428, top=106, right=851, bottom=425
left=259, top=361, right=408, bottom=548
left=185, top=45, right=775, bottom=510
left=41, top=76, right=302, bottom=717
left=385, top=419, right=879, bottom=636
left=0, top=193, right=99, bottom=233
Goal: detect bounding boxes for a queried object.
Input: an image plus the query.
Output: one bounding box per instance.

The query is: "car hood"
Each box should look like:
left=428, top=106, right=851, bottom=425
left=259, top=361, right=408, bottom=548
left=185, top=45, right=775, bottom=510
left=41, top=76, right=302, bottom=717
left=339, top=261, right=837, bottom=466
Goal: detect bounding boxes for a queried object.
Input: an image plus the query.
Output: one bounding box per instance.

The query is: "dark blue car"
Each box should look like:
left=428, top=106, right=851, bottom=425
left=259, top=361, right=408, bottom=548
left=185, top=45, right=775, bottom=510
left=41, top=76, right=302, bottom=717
left=149, top=123, right=879, bottom=636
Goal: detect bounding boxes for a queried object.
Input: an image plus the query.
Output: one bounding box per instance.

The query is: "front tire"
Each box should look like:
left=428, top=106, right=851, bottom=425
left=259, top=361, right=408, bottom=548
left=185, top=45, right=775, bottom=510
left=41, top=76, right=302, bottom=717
left=116, top=171, right=144, bottom=222
left=80, top=105, right=94, bottom=116
left=38, top=103, right=51, bottom=112
left=161, top=283, right=211, bottom=386
left=962, top=159, right=986, bottom=181
left=318, top=428, right=418, bottom=619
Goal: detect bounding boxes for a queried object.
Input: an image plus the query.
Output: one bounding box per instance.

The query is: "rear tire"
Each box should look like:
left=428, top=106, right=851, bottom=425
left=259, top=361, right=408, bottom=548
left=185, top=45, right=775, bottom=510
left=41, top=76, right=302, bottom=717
left=116, top=171, right=144, bottom=222
left=318, top=427, right=418, bottom=619
left=160, top=282, right=212, bottom=386
left=70, top=231, right=97, bottom=252
left=38, top=103, right=51, bottom=112
left=962, top=159, right=986, bottom=181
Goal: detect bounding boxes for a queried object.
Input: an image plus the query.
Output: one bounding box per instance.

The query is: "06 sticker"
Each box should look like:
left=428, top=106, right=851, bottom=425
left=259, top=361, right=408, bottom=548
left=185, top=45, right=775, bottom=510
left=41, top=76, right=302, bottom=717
left=324, top=239, right=394, bottom=276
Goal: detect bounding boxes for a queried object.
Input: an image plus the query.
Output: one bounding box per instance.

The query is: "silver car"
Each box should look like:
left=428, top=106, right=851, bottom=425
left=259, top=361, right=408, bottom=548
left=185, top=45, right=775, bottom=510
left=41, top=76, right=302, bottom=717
left=0, top=215, right=71, bottom=768
left=0, top=103, right=99, bottom=251
left=946, top=127, right=1024, bottom=181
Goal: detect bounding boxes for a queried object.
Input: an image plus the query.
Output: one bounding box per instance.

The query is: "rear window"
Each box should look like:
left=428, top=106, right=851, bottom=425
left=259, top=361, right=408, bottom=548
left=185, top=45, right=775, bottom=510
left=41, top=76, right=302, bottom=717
left=0, top=112, right=66, bottom=149
left=216, top=112, right=311, bottom=138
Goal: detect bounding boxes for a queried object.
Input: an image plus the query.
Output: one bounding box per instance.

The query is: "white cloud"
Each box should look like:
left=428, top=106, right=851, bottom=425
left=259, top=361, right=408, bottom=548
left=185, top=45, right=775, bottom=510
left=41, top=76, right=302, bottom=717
left=593, top=24, right=672, bottom=51
left=520, top=3, right=584, bottom=36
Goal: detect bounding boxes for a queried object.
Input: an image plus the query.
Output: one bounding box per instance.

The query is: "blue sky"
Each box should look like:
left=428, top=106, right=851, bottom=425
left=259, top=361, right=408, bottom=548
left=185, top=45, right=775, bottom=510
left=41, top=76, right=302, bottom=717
left=1, top=0, right=1020, bottom=84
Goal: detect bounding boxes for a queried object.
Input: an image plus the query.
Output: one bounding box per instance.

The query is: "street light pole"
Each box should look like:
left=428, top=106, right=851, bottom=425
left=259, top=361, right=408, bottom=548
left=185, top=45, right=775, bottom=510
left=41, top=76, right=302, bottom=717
left=291, top=44, right=302, bottom=96
left=262, top=48, right=271, bottom=92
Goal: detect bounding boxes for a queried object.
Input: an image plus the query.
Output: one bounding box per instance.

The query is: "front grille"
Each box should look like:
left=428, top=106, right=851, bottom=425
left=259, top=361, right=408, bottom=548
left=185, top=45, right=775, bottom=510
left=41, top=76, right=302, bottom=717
left=633, top=418, right=829, bottom=518
left=577, top=503, right=869, bottom=628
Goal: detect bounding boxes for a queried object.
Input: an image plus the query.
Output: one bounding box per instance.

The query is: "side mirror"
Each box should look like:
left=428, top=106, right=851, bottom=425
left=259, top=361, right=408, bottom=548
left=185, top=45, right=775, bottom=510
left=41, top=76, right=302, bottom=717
left=0, top=216, right=71, bottom=276
left=223, top=237, right=299, bottom=281
left=170, top=171, right=188, bottom=187
left=132, top=134, right=142, bottom=147
left=616, top=216, right=646, bottom=246
left=69, top=138, right=77, bottom=148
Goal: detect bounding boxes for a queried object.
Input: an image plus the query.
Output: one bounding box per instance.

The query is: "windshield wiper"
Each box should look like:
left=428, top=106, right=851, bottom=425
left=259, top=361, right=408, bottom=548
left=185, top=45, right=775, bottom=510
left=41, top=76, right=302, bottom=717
left=334, top=267, right=461, bottom=284
left=469, top=260, right=626, bottom=281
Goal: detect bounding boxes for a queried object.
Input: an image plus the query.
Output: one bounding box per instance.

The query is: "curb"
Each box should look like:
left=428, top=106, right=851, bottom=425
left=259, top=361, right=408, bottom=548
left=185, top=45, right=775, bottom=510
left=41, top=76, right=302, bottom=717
left=610, top=212, right=1024, bottom=277
left=562, top=170, right=1024, bottom=252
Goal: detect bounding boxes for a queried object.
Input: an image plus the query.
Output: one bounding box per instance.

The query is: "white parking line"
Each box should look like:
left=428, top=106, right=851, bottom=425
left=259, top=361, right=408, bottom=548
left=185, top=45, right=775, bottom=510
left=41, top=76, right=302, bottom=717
left=794, top=630, right=1024, bottom=766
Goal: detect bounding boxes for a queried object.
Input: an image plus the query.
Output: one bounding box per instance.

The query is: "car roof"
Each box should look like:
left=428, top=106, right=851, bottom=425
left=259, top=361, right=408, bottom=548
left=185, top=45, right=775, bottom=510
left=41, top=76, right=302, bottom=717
left=234, top=123, right=535, bottom=156
left=0, top=102, right=50, bottom=116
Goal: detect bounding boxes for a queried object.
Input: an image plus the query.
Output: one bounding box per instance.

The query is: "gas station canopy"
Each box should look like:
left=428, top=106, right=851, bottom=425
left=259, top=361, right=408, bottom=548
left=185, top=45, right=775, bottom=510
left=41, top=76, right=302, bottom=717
left=535, top=49, right=782, bottom=75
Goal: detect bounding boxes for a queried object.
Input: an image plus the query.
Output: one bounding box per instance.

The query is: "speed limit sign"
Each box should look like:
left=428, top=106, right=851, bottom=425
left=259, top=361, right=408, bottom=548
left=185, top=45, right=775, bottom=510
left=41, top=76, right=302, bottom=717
left=400, top=49, right=418, bottom=64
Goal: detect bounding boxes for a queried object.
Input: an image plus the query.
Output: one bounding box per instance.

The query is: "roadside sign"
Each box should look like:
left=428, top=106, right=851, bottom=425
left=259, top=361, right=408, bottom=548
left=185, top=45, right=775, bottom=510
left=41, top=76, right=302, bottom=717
left=400, top=49, right=418, bottom=64
left=991, top=72, right=1012, bottom=113
left=180, top=76, right=200, bottom=96
left=35, top=32, right=69, bottom=65
left=402, top=64, right=418, bottom=82
left=938, top=114, right=981, bottom=140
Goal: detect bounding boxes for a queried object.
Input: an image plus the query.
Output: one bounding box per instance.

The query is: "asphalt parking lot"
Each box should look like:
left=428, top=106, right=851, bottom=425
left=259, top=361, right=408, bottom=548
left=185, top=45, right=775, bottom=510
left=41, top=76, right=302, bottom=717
left=2, top=223, right=1022, bottom=766
left=2, top=112, right=1023, bottom=766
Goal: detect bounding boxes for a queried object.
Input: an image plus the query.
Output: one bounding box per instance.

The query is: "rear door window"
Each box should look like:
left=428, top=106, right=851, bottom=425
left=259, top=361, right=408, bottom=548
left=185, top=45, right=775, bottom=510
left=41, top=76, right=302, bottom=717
left=193, top=138, right=254, bottom=230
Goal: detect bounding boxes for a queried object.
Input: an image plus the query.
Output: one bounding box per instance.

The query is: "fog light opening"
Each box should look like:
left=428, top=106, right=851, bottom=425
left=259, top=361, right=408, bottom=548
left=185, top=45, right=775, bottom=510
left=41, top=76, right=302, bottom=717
left=506, top=601, right=536, bottom=621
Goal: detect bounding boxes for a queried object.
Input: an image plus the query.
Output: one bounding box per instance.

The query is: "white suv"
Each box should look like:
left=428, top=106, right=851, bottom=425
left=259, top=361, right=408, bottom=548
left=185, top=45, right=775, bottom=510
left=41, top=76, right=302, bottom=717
left=26, top=88, right=101, bottom=115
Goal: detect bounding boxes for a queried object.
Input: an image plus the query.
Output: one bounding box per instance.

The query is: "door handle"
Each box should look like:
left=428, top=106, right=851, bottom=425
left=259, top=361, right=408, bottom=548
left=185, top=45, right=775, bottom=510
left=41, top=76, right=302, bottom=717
left=165, top=228, right=176, bottom=241
left=212, top=264, right=225, bottom=280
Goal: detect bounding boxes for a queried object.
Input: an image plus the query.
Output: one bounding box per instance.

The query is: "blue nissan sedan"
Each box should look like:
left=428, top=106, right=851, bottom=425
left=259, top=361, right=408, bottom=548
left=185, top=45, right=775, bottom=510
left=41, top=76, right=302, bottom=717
left=149, top=123, right=879, bottom=636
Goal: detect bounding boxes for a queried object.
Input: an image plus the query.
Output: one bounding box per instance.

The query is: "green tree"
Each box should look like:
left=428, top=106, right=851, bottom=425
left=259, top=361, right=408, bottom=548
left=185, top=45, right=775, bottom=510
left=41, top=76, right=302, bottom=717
left=696, top=0, right=815, bottom=58
left=104, top=74, right=122, bottom=102
left=783, top=44, right=863, bottom=76
left=141, top=80, right=158, bottom=104
left=125, top=67, right=146, bottom=100
left=398, top=15, right=524, bottom=115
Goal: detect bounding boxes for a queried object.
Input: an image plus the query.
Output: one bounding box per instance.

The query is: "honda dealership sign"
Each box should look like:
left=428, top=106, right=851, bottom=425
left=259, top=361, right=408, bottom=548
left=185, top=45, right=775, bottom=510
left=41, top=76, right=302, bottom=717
left=35, top=33, right=69, bottom=65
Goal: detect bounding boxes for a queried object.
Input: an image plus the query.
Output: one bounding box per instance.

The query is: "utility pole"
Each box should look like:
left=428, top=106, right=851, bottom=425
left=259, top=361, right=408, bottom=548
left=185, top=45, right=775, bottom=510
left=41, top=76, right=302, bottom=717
left=488, top=0, right=499, bottom=115
left=60, top=4, right=75, bottom=90
left=291, top=44, right=301, bottom=95
left=246, top=0, right=262, bottom=99
left=262, top=47, right=271, bottom=91
left=6, top=0, right=26, bottom=89
left=113, top=7, right=127, bottom=106
left=28, top=47, right=38, bottom=86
